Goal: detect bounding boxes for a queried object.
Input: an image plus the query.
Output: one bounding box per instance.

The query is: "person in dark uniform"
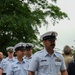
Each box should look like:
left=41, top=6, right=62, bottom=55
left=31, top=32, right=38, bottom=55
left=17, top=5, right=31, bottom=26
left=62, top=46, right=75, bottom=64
left=67, top=52, right=75, bottom=75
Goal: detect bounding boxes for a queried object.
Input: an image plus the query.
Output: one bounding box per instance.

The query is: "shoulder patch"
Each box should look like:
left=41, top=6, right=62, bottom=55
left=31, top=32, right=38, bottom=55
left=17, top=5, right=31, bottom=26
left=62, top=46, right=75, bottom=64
left=55, top=51, right=62, bottom=54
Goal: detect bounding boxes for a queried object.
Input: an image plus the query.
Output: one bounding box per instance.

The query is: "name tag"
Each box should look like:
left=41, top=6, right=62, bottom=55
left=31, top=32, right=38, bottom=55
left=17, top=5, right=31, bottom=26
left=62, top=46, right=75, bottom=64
left=41, top=60, right=47, bottom=62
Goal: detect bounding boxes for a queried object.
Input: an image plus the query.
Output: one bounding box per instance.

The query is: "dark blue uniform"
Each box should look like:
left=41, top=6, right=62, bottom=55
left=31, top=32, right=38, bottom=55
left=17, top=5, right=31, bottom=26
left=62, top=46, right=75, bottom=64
left=67, top=61, right=75, bottom=75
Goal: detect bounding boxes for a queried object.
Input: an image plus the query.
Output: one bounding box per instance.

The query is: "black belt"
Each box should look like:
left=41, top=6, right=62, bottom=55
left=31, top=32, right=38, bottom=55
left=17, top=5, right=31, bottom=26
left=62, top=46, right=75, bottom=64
left=2, top=73, right=6, bottom=75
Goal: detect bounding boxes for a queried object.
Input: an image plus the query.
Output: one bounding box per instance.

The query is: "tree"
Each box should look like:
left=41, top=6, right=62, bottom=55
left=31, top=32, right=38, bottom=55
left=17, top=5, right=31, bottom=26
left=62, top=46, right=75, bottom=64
left=0, top=0, right=68, bottom=55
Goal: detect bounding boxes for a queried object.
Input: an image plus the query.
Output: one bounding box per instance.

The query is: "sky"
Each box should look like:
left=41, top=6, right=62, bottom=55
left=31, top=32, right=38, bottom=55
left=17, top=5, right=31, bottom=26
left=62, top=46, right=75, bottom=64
left=38, top=0, right=75, bottom=51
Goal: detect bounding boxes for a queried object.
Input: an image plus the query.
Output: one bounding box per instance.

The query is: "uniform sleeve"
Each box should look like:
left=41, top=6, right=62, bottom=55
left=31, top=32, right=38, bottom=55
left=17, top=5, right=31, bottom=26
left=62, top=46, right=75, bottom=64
left=0, top=61, right=2, bottom=68
left=6, top=64, right=13, bottom=75
left=28, top=55, right=39, bottom=72
left=0, top=60, right=4, bottom=69
left=60, top=55, right=66, bottom=70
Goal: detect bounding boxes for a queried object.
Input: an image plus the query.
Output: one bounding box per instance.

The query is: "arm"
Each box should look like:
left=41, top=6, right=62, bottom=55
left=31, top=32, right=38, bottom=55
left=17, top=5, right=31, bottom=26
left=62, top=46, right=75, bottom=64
left=28, top=55, right=38, bottom=74
left=60, top=55, right=68, bottom=75
left=61, top=70, right=68, bottom=75
left=28, top=71, right=35, bottom=75
left=0, top=69, right=2, bottom=75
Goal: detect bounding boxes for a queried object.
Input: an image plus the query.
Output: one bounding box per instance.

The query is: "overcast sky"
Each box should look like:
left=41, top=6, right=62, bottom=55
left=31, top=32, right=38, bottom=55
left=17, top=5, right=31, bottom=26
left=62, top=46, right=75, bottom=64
left=39, top=0, right=75, bottom=50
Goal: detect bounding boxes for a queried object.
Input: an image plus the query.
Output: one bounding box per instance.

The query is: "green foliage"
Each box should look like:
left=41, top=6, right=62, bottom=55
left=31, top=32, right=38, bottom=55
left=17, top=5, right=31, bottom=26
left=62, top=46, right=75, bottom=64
left=0, top=0, right=68, bottom=55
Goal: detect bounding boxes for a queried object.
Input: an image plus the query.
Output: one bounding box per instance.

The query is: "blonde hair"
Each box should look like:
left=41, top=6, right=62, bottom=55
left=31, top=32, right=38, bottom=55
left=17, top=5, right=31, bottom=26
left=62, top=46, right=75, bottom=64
left=63, top=45, right=71, bottom=55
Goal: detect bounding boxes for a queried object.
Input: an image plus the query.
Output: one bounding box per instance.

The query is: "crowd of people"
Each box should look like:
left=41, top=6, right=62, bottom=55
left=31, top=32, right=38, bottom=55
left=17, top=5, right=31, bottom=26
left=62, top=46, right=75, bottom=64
left=0, top=31, right=74, bottom=75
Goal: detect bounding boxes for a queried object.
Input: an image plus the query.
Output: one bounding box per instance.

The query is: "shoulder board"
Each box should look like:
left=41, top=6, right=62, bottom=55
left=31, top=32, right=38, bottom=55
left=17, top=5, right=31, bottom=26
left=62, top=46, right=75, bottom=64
left=55, top=51, right=62, bottom=54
